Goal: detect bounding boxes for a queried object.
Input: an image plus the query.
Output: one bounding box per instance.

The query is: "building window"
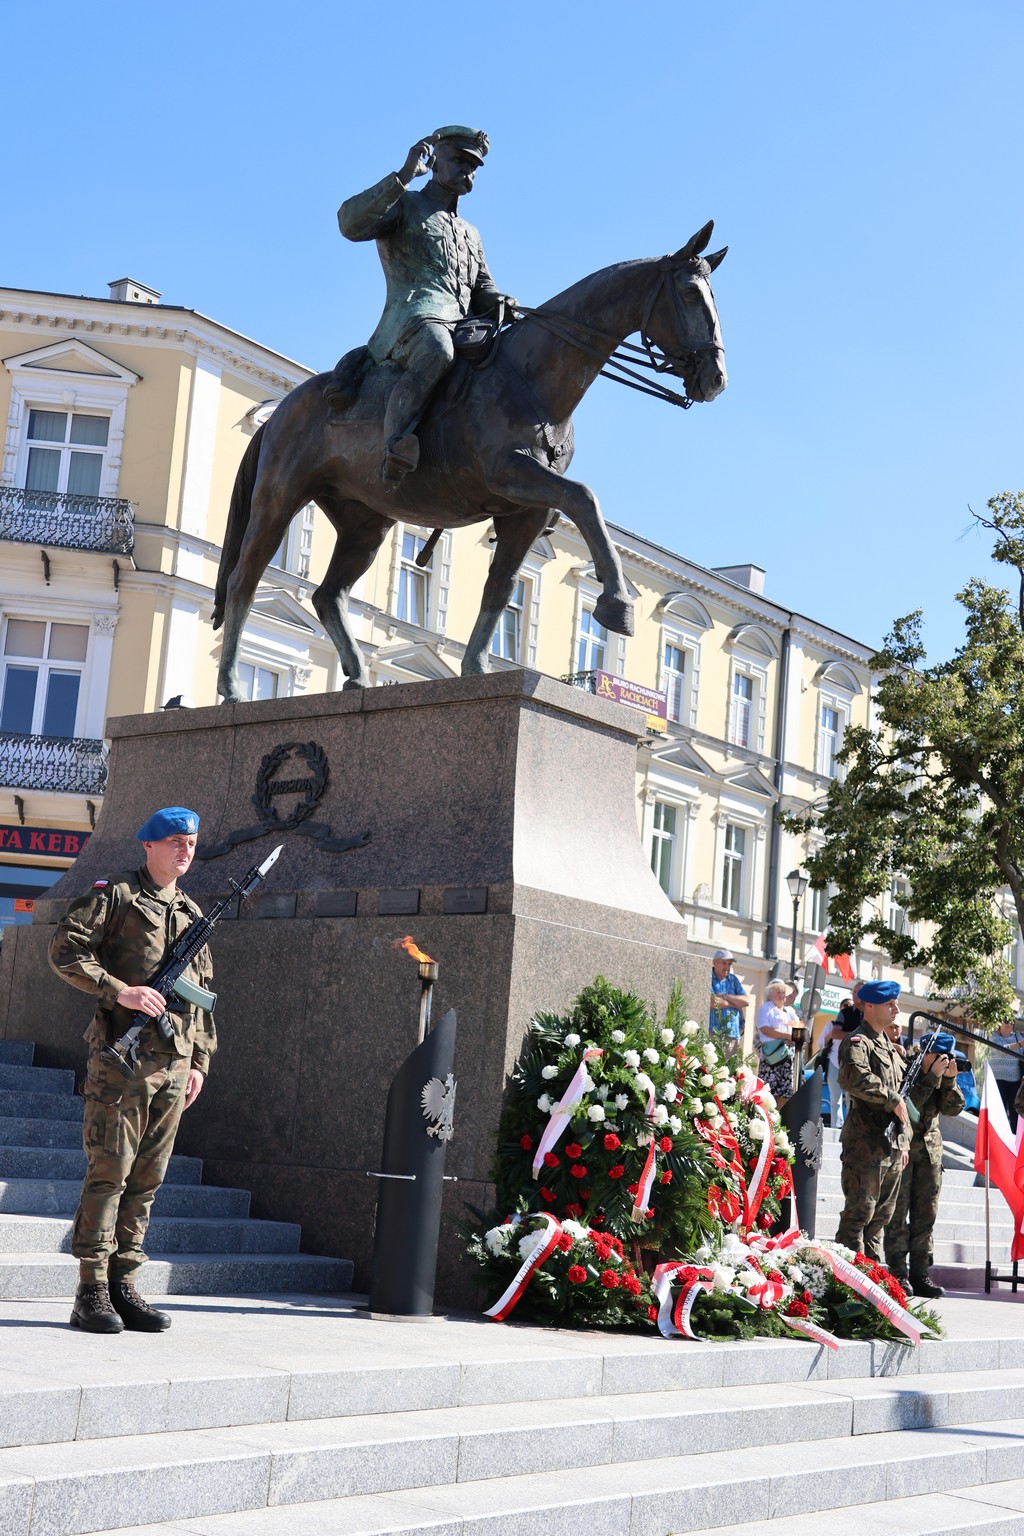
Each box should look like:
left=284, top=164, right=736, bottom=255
left=663, top=641, right=687, bottom=724
left=491, top=579, right=525, bottom=661
left=729, top=671, right=754, bottom=748
left=577, top=606, right=607, bottom=672
left=0, top=619, right=89, bottom=737
left=650, top=801, right=677, bottom=896
left=890, top=877, right=912, bottom=936
left=273, top=504, right=315, bottom=578
left=23, top=409, right=109, bottom=501
left=236, top=662, right=279, bottom=701
left=721, top=822, right=746, bottom=913
left=818, top=701, right=844, bottom=777
left=809, top=883, right=830, bottom=933
left=396, top=532, right=432, bottom=627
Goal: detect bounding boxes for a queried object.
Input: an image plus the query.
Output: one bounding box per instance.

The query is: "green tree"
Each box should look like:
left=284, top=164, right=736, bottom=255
left=786, top=492, right=1024, bottom=1024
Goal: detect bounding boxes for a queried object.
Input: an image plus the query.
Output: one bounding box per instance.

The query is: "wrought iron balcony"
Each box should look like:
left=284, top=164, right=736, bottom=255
left=0, top=486, right=134, bottom=555
left=0, top=733, right=108, bottom=795
left=561, top=670, right=598, bottom=692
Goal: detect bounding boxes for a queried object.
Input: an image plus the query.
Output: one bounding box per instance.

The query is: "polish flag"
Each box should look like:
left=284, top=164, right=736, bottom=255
left=809, top=934, right=829, bottom=972
left=834, top=953, right=856, bottom=984
left=975, top=1063, right=1024, bottom=1261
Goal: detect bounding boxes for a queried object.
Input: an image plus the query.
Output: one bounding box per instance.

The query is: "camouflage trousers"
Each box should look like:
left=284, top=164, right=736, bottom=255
left=835, top=1149, right=903, bottom=1262
left=884, top=1145, right=943, bottom=1274
left=72, top=1044, right=190, bottom=1283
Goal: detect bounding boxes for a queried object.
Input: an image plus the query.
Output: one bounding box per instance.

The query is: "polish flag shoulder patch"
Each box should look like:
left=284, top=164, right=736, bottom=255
left=92, top=880, right=109, bottom=888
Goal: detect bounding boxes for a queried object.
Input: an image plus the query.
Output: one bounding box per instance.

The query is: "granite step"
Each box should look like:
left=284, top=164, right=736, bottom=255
left=0, top=1179, right=250, bottom=1218
left=0, top=1117, right=92, bottom=1149
left=0, top=1041, right=34, bottom=1066
left=0, top=1090, right=84, bottom=1123
left=0, top=1146, right=203, bottom=1183
left=706, top=1479, right=1024, bottom=1536
left=0, top=1063, right=76, bottom=1096
left=5, top=1389, right=1024, bottom=1536
left=0, top=1251, right=353, bottom=1300
left=0, top=1213, right=300, bottom=1255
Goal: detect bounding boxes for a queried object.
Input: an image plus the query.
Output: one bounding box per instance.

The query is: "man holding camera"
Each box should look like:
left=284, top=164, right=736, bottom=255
left=885, top=1028, right=964, bottom=1298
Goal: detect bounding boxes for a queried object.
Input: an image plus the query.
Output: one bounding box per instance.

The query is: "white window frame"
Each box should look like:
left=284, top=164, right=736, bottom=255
left=2, top=340, right=138, bottom=496
left=649, top=798, right=680, bottom=898
left=571, top=563, right=633, bottom=676
left=0, top=614, right=104, bottom=739
left=22, top=408, right=112, bottom=500
left=387, top=524, right=452, bottom=633
left=490, top=576, right=528, bottom=662
left=720, top=820, right=748, bottom=914
left=728, top=667, right=756, bottom=749
left=273, top=503, right=315, bottom=580
left=809, top=882, right=831, bottom=934
left=889, top=876, right=913, bottom=938
left=816, top=691, right=850, bottom=779
left=576, top=604, right=608, bottom=673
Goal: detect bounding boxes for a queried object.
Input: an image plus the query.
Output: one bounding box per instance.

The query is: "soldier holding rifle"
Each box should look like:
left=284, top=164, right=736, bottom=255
left=48, top=808, right=215, bottom=1335
left=885, top=1027, right=963, bottom=1298
left=835, top=979, right=912, bottom=1260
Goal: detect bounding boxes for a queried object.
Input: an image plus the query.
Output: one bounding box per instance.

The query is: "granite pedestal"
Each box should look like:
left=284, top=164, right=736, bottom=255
left=0, top=670, right=705, bottom=1303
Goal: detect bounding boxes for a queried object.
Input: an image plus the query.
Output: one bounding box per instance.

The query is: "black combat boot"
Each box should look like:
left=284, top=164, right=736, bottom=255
left=909, top=1270, right=945, bottom=1299
left=887, top=1266, right=913, bottom=1297
left=109, top=1278, right=172, bottom=1332
left=70, top=1282, right=124, bottom=1334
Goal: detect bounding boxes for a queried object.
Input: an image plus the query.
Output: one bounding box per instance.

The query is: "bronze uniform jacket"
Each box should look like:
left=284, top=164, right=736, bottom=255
left=47, top=866, right=216, bottom=1074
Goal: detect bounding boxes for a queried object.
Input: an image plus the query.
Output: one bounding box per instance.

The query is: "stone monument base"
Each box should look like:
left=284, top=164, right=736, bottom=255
left=0, top=672, right=704, bottom=1304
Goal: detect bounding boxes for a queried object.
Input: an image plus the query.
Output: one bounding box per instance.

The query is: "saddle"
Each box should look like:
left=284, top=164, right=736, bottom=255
left=322, top=319, right=500, bottom=422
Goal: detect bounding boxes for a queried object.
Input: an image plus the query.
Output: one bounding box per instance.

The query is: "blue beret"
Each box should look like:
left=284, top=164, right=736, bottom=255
left=137, top=806, right=200, bottom=841
left=922, top=1030, right=956, bottom=1054
left=858, top=980, right=901, bottom=1004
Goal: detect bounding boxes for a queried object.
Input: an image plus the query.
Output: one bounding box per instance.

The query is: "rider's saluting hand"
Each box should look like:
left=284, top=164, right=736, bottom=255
left=398, top=139, right=434, bottom=185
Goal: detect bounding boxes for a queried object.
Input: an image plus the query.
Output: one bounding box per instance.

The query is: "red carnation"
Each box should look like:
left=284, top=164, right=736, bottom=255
left=610, top=1237, right=624, bottom=1255
left=749, top=1157, right=759, bottom=1169
left=579, top=1190, right=591, bottom=1201
left=767, top=1270, right=783, bottom=1284
left=801, top=1290, right=813, bottom=1304
left=885, top=1277, right=907, bottom=1307
left=570, top=1164, right=587, bottom=1179
left=659, top=1136, right=673, bottom=1153
left=627, top=1183, right=640, bottom=1197
left=543, top=1151, right=559, bottom=1168
left=589, top=1210, right=602, bottom=1224
left=565, top=1143, right=583, bottom=1159
left=644, top=1208, right=654, bottom=1218
left=600, top=1269, right=620, bottom=1289
left=603, top=1133, right=621, bottom=1151
left=647, top=1304, right=659, bottom=1321
left=519, top=1134, right=533, bottom=1151
left=772, top=1156, right=788, bottom=1175
left=623, top=1274, right=642, bottom=1296
left=564, top=1203, right=582, bottom=1218
left=557, top=1233, right=573, bottom=1251
left=757, top=1213, right=773, bottom=1229
left=608, top=1164, right=626, bottom=1180
left=567, top=1265, right=587, bottom=1284
left=539, top=1187, right=556, bottom=1203
left=660, top=1170, right=673, bottom=1184
left=785, top=1300, right=809, bottom=1318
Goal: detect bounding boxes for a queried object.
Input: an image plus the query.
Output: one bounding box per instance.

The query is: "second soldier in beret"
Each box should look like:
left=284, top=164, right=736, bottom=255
left=885, top=1028, right=964, bottom=1298
left=48, top=807, right=215, bottom=1334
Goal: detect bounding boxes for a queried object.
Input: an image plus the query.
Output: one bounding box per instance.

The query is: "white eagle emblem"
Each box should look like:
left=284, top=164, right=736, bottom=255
left=799, top=1118, right=823, bottom=1171
left=421, top=1073, right=457, bottom=1142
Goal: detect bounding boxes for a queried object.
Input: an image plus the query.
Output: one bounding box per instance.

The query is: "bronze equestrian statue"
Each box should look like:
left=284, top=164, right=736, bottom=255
left=213, top=129, right=727, bottom=701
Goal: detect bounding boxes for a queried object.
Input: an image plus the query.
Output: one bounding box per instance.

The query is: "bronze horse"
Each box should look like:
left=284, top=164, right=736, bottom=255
left=212, top=222, right=727, bottom=700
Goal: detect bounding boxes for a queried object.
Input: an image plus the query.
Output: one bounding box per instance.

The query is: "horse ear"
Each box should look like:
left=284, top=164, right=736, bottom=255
left=705, top=245, right=728, bottom=272
left=674, top=220, right=714, bottom=260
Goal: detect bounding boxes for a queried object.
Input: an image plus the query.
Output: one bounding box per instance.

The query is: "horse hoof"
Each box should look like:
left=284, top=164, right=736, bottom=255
left=342, top=676, right=367, bottom=691
left=593, top=595, right=635, bottom=637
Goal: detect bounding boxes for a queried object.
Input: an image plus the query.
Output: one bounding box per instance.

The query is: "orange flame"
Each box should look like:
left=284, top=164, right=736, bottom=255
left=393, top=935, right=435, bottom=964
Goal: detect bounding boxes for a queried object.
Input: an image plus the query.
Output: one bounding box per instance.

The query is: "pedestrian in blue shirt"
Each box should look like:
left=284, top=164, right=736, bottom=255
left=709, top=949, right=749, bottom=1053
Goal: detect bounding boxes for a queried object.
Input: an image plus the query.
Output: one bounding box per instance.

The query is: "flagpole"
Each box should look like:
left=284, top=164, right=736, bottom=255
left=985, top=1152, right=992, bottom=1294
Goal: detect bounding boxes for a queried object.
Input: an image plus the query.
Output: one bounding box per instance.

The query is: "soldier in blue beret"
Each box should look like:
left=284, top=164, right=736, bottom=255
left=48, top=807, right=215, bottom=1334
left=885, top=1026, right=964, bottom=1298
left=835, top=980, right=912, bottom=1262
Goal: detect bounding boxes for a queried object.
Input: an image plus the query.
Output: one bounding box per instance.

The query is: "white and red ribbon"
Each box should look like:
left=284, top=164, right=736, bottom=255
left=630, top=1073, right=658, bottom=1220
left=484, top=1214, right=563, bottom=1322
left=532, top=1049, right=603, bottom=1177
left=802, top=1243, right=924, bottom=1344
left=651, top=1261, right=715, bottom=1338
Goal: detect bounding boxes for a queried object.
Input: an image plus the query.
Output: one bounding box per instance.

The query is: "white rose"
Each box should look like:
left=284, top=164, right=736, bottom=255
left=651, top=1104, right=669, bottom=1126
left=703, top=1101, right=717, bottom=1116
left=564, top=1033, right=581, bottom=1048
left=643, top=1048, right=660, bottom=1064
left=761, top=1091, right=777, bottom=1110
left=537, top=1094, right=553, bottom=1112
left=661, top=1029, right=675, bottom=1045
left=610, top=1029, right=626, bottom=1044
left=635, top=1072, right=656, bottom=1096
left=598, top=1084, right=609, bottom=1100
left=717, top=1081, right=736, bottom=1101
left=615, top=1094, right=629, bottom=1110
left=541, top=1065, right=559, bottom=1080
left=669, top=1115, right=682, bottom=1133
left=748, top=1119, right=767, bottom=1140
left=715, top=1066, right=730, bottom=1080
left=580, top=1071, right=595, bottom=1094
left=562, top=1219, right=587, bottom=1240
left=688, top=1098, right=704, bottom=1114
left=683, top=1020, right=700, bottom=1035
left=711, top=1265, right=735, bottom=1292
left=662, top=1083, right=678, bottom=1103
left=623, top=1050, right=641, bottom=1069
left=700, top=1073, right=715, bottom=1087
left=726, top=1113, right=738, bottom=1129
left=587, top=1104, right=606, bottom=1122
left=703, top=1046, right=717, bottom=1065
left=694, top=1244, right=712, bottom=1261
left=789, top=1264, right=805, bottom=1283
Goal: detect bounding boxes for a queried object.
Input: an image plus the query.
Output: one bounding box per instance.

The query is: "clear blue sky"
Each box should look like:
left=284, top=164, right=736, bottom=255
left=5, top=1, right=1021, bottom=662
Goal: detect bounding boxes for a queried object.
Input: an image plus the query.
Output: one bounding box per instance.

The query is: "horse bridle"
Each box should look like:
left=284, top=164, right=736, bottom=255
left=514, top=256, right=722, bottom=410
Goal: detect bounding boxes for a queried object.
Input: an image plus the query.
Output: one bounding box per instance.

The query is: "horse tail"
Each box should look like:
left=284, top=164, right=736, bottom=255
left=213, top=424, right=265, bottom=630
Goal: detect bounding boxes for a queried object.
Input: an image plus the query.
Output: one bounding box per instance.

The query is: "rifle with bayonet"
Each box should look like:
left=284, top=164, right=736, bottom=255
left=101, top=844, right=283, bottom=1079
left=884, top=1018, right=949, bottom=1148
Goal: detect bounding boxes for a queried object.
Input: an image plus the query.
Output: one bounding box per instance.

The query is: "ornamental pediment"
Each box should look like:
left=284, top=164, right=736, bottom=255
left=3, top=338, right=140, bottom=383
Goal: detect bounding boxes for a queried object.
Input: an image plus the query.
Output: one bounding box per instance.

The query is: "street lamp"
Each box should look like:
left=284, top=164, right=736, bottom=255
left=786, top=868, right=809, bottom=980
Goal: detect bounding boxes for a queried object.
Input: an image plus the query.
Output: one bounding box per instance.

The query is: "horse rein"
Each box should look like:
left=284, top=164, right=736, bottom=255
left=512, top=257, right=721, bottom=411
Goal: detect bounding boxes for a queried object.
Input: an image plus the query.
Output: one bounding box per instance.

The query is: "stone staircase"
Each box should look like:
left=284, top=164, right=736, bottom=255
left=1, top=1291, right=1024, bottom=1534
left=0, top=1039, right=352, bottom=1298
left=815, top=1125, right=1015, bottom=1292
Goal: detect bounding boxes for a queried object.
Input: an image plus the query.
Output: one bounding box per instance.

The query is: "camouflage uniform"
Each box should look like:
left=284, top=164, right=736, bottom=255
left=48, top=867, right=215, bottom=1284
left=835, top=1025, right=911, bottom=1260
left=885, top=1051, right=964, bottom=1276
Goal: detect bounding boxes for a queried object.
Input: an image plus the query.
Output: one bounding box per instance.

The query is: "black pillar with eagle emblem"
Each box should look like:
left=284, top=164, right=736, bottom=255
left=369, top=1007, right=457, bottom=1315
left=779, top=1065, right=823, bottom=1236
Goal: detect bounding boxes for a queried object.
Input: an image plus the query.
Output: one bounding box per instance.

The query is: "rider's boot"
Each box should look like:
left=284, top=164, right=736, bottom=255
left=381, top=434, right=420, bottom=489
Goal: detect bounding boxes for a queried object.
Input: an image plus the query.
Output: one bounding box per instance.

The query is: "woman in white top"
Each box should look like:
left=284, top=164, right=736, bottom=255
left=756, top=979, right=795, bottom=1101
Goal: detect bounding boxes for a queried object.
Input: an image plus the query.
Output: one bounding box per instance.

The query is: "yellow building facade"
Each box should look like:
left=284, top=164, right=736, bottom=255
left=3, top=279, right=996, bottom=1040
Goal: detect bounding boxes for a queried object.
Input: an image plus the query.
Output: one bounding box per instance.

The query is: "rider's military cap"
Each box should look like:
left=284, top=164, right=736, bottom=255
left=858, top=979, right=901, bottom=1004
left=432, top=125, right=489, bottom=164
left=137, top=807, right=200, bottom=841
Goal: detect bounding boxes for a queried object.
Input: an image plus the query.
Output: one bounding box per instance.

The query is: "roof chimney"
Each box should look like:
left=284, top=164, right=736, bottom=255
left=713, top=563, right=765, bottom=595
left=108, top=277, right=162, bottom=305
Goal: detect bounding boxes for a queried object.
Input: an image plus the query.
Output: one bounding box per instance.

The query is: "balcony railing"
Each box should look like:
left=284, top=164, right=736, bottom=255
left=0, top=734, right=108, bottom=795
left=561, top=670, right=598, bottom=692
left=0, top=486, right=134, bottom=555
